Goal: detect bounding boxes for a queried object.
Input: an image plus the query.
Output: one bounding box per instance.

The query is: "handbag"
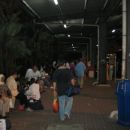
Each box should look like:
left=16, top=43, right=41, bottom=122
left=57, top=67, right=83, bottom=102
left=0, top=119, right=11, bottom=130
left=0, top=119, right=6, bottom=130
left=66, top=84, right=80, bottom=97
left=28, top=99, right=43, bottom=110
left=17, top=104, right=25, bottom=111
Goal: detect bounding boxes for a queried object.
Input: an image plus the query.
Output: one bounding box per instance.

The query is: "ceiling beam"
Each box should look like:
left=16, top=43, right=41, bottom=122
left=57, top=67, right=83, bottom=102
left=84, top=0, right=88, bottom=10
left=38, top=12, right=85, bottom=22
left=33, top=20, right=54, bottom=34
left=82, top=0, right=88, bottom=24
left=100, top=0, right=121, bottom=22
left=21, top=0, right=40, bottom=19
left=102, top=0, right=109, bottom=10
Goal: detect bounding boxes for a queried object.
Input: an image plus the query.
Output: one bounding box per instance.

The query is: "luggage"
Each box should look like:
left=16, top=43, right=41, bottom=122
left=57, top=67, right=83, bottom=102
left=65, top=85, right=80, bottom=97
left=0, top=118, right=11, bottom=130
left=28, top=99, right=43, bottom=110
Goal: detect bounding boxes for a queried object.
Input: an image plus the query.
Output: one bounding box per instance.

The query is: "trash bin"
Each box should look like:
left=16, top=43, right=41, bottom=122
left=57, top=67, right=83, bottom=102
left=88, top=66, right=95, bottom=78
left=116, top=80, right=130, bottom=126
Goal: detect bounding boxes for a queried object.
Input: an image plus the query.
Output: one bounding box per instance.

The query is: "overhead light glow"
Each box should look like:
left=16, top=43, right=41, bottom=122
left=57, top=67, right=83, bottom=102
left=68, top=34, right=70, bottom=37
left=64, top=24, right=67, bottom=29
left=112, top=29, right=116, bottom=33
left=54, top=0, right=58, bottom=5
left=96, top=44, right=99, bottom=47
left=118, top=48, right=122, bottom=52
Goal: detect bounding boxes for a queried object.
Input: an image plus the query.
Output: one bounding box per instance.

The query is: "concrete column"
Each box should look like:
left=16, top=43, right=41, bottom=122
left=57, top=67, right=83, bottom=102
left=98, top=22, right=107, bottom=84
left=87, top=41, right=90, bottom=60
left=126, top=0, right=130, bottom=79
left=91, top=37, right=97, bottom=68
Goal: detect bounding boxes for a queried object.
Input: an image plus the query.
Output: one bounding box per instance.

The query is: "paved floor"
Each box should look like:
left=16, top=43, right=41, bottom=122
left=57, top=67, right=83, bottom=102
left=46, top=124, right=84, bottom=130
left=9, top=79, right=130, bottom=130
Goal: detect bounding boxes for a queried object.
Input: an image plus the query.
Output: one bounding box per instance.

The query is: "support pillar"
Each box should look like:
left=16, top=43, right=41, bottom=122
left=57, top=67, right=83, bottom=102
left=98, top=22, right=107, bottom=84
left=91, top=37, right=97, bottom=68
left=126, top=0, right=130, bottom=79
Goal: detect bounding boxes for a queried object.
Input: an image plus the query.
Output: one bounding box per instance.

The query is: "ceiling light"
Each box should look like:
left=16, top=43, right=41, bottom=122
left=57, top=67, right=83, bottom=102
left=68, top=35, right=71, bottom=37
left=73, top=49, right=76, bottom=51
left=118, top=49, right=122, bottom=51
left=54, top=0, right=58, bottom=5
left=64, top=24, right=67, bottom=29
left=112, top=29, right=116, bottom=33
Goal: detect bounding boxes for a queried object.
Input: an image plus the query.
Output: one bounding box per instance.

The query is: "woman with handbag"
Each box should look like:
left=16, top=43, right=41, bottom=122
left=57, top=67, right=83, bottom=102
left=52, top=60, right=74, bottom=121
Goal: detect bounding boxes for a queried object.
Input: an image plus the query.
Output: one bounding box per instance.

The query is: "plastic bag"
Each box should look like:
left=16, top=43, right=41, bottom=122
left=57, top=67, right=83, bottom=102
left=52, top=99, right=59, bottom=113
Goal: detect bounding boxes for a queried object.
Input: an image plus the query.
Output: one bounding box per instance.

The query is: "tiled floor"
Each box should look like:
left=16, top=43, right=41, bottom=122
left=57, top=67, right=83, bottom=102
left=9, top=79, right=130, bottom=130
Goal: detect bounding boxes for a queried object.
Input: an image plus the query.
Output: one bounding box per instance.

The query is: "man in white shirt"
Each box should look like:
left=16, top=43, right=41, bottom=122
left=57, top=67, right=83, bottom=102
left=25, top=81, right=40, bottom=100
left=25, top=65, right=41, bottom=81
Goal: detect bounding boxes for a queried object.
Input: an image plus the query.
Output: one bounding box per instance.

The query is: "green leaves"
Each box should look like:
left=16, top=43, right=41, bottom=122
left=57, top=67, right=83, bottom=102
left=0, top=0, right=55, bottom=74
left=0, top=11, right=31, bottom=74
left=6, top=38, right=31, bottom=58
left=7, top=22, right=22, bottom=36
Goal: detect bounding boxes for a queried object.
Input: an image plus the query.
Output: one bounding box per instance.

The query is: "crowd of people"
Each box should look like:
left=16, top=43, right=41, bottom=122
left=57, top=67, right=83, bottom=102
left=0, top=58, right=87, bottom=122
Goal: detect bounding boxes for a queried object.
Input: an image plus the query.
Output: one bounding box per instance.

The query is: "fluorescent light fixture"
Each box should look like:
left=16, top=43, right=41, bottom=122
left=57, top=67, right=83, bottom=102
left=112, top=29, right=116, bottom=33
left=22, top=0, right=40, bottom=18
left=54, top=0, right=58, bottom=5
left=64, top=24, right=67, bottom=29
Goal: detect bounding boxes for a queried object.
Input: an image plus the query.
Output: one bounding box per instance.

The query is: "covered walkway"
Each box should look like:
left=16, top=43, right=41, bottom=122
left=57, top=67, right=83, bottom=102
left=10, top=80, right=129, bottom=130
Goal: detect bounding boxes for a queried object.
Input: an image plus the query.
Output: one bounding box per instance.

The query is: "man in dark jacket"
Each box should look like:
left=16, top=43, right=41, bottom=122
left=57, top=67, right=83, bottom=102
left=53, top=60, right=74, bottom=121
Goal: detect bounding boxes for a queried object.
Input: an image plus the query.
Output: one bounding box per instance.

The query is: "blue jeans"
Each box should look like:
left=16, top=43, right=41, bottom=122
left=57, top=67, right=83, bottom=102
left=58, top=95, right=73, bottom=120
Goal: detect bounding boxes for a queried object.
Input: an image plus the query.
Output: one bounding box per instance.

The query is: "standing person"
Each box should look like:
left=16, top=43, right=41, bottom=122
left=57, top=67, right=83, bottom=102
left=6, top=71, right=19, bottom=109
left=52, top=60, right=74, bottom=121
left=0, top=74, right=11, bottom=117
left=69, top=61, right=75, bottom=76
left=75, top=58, right=86, bottom=89
left=65, top=61, right=70, bottom=69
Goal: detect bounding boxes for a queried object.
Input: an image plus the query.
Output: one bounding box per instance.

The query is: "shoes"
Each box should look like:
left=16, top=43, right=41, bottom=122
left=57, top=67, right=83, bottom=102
left=60, top=119, right=65, bottom=121
left=64, top=113, right=70, bottom=119
left=60, top=113, right=70, bottom=121
left=26, top=107, right=33, bottom=112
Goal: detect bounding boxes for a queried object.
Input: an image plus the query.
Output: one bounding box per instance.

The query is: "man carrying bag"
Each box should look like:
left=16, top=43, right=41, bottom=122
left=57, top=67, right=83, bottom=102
left=52, top=60, right=74, bottom=121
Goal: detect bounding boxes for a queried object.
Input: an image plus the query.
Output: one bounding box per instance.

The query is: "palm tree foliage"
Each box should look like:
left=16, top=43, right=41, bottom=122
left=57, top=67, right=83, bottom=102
left=0, top=0, right=55, bottom=75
